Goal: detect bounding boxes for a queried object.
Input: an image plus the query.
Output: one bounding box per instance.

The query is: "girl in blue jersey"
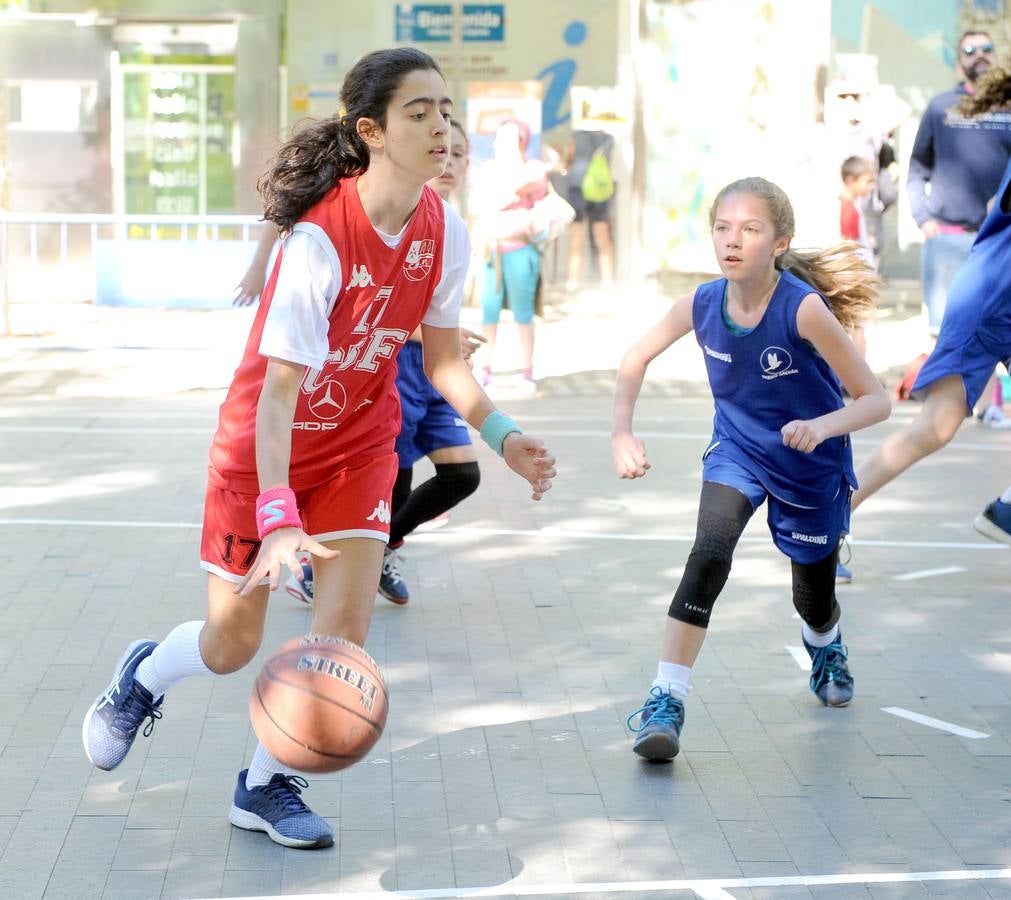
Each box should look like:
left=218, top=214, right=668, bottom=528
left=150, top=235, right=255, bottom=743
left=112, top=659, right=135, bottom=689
left=613, top=176, right=889, bottom=762
left=849, top=68, right=1011, bottom=548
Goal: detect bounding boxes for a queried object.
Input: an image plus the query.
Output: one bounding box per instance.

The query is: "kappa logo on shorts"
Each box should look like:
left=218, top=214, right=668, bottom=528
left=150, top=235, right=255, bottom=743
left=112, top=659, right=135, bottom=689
left=760, top=346, right=798, bottom=380
left=366, top=499, right=391, bottom=524
left=403, top=239, right=435, bottom=282
left=345, top=264, right=374, bottom=290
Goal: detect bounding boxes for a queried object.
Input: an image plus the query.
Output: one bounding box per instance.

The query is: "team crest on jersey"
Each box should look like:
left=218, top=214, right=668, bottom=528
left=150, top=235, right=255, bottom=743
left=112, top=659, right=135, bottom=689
left=403, top=239, right=435, bottom=282
left=760, top=346, right=798, bottom=380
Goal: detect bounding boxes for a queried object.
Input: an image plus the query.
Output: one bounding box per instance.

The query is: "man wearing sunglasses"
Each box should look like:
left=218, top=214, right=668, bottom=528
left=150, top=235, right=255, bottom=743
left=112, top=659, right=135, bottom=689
left=907, top=30, right=1011, bottom=341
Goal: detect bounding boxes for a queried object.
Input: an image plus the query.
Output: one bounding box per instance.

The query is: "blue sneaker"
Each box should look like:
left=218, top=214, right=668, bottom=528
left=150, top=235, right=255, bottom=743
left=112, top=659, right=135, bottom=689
left=229, top=770, right=334, bottom=849
left=626, top=686, right=685, bottom=761
left=803, top=631, right=854, bottom=707
left=974, top=498, right=1011, bottom=545
left=285, top=559, right=314, bottom=605
left=82, top=639, right=162, bottom=770
left=378, top=546, right=409, bottom=605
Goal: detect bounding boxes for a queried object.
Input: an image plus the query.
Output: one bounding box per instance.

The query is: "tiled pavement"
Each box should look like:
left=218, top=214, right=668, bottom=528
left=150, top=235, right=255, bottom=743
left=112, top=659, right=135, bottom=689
left=0, top=290, right=1009, bottom=899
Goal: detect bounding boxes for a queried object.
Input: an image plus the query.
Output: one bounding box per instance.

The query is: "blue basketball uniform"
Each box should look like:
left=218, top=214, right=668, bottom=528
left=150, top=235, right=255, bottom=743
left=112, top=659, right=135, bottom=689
left=912, top=157, right=1011, bottom=411
left=693, top=270, right=856, bottom=563
left=394, top=339, right=471, bottom=468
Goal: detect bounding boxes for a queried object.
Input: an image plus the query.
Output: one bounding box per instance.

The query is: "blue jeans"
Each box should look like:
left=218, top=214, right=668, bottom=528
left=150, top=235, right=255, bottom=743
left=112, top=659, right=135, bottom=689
left=921, top=232, right=975, bottom=336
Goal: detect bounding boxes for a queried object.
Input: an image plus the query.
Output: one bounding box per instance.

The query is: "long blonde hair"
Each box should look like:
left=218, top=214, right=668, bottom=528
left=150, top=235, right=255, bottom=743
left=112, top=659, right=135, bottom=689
left=957, top=67, right=1011, bottom=117
left=708, top=176, right=878, bottom=331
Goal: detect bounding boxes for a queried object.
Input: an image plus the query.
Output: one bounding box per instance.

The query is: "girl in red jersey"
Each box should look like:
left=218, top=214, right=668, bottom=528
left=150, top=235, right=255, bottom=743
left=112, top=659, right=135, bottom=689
left=83, top=48, right=556, bottom=850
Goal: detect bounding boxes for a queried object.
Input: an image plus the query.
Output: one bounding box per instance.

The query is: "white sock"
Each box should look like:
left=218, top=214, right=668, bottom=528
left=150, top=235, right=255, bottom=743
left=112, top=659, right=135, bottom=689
left=134, top=620, right=212, bottom=700
left=802, top=622, right=840, bottom=648
left=999, top=486, right=1011, bottom=504
left=652, top=661, right=692, bottom=701
left=245, top=744, right=285, bottom=790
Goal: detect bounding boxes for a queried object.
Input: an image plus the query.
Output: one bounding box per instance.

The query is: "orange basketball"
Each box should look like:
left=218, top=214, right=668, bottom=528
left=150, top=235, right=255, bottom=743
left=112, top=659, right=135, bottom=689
left=250, top=634, right=388, bottom=774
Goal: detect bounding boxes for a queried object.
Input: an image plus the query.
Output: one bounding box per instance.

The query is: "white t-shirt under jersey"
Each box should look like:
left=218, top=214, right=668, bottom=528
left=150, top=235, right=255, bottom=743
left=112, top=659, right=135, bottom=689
left=260, top=198, right=470, bottom=369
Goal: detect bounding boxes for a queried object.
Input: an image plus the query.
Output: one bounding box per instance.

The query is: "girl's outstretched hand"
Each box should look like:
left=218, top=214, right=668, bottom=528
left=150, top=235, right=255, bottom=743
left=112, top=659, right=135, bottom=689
left=612, top=431, right=650, bottom=478
left=781, top=419, right=827, bottom=454
left=502, top=434, right=556, bottom=501
left=235, top=528, right=340, bottom=597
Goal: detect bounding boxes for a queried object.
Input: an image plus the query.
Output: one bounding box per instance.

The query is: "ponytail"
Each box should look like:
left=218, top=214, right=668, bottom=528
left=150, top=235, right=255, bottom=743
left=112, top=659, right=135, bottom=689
left=778, top=243, right=878, bottom=332
left=258, top=116, right=369, bottom=233
left=956, top=67, right=1011, bottom=118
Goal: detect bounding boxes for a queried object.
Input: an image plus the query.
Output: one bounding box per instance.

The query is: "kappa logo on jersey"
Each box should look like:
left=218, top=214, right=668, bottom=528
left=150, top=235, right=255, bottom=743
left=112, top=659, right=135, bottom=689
left=403, top=239, right=435, bottom=282
left=760, top=346, right=798, bottom=380
left=345, top=264, right=374, bottom=290
left=366, top=499, right=391, bottom=524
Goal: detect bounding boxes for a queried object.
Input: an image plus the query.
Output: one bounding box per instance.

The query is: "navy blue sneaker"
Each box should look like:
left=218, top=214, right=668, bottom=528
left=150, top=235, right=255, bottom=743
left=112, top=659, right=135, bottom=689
left=626, top=686, right=685, bottom=761
left=82, top=639, right=162, bottom=770
left=974, top=498, right=1011, bottom=545
left=378, top=546, right=409, bottom=605
left=285, top=559, right=314, bottom=605
left=229, top=770, right=334, bottom=849
left=804, top=631, right=854, bottom=707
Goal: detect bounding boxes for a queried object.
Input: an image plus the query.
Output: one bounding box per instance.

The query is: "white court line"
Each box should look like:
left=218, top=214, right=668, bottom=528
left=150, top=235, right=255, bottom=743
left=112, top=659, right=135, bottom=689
left=785, top=646, right=810, bottom=670
left=1, top=423, right=1007, bottom=452
left=693, top=889, right=736, bottom=900
left=430, top=526, right=1006, bottom=552
left=0, top=520, right=1004, bottom=553
left=893, top=566, right=966, bottom=581
left=0, top=518, right=200, bottom=529
left=882, top=707, right=990, bottom=739
left=0, top=425, right=209, bottom=434
left=198, top=867, right=1011, bottom=899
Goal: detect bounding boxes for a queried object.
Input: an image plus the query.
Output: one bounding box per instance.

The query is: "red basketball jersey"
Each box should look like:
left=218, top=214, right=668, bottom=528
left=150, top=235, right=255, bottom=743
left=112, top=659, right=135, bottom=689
left=209, top=177, right=446, bottom=491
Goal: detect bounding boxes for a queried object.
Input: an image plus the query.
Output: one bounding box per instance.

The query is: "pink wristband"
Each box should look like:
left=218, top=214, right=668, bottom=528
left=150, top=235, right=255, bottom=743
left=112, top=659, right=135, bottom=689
left=255, top=486, right=302, bottom=539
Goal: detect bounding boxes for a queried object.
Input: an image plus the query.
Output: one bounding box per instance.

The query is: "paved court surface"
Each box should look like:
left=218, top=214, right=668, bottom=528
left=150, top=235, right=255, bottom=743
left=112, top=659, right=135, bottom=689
left=0, top=288, right=1009, bottom=899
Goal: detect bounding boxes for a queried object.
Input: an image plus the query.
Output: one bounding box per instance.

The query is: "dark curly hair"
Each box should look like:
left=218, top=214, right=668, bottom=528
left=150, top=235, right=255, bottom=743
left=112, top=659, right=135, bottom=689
left=258, top=47, right=443, bottom=233
left=956, top=67, right=1011, bottom=118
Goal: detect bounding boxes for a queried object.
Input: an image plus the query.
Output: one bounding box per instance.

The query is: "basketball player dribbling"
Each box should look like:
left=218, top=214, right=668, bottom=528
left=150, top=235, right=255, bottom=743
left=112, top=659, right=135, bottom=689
left=82, top=48, right=556, bottom=850
left=286, top=117, right=485, bottom=607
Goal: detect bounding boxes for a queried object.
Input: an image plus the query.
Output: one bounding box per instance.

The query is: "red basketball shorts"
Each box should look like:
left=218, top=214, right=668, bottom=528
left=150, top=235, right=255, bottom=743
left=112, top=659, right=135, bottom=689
left=200, top=452, right=399, bottom=584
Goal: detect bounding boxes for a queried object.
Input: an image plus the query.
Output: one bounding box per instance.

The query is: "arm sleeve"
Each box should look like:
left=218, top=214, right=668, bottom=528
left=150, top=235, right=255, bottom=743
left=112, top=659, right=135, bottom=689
left=422, top=203, right=472, bottom=329
left=906, top=104, right=936, bottom=226
left=258, top=228, right=341, bottom=370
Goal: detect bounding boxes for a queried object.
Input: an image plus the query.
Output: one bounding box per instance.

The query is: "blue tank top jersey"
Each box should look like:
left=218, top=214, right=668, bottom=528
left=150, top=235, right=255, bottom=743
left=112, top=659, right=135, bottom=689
left=940, top=156, right=1011, bottom=358
left=692, top=269, right=857, bottom=508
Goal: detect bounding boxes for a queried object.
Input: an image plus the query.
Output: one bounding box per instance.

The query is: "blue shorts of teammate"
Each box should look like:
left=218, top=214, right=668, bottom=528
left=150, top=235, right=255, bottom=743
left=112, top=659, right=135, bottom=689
left=912, top=264, right=1011, bottom=413
left=703, top=446, right=850, bottom=565
left=394, top=340, right=471, bottom=468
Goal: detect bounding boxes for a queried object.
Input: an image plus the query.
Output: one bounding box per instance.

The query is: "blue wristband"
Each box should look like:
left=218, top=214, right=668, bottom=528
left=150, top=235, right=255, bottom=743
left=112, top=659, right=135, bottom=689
left=479, top=410, right=522, bottom=457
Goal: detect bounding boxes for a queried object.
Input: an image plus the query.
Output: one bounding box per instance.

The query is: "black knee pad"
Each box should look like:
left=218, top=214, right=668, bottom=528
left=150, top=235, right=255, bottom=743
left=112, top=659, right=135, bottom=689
left=667, top=484, right=751, bottom=628
left=434, top=461, right=481, bottom=506
left=669, top=549, right=732, bottom=628
left=792, top=546, right=840, bottom=632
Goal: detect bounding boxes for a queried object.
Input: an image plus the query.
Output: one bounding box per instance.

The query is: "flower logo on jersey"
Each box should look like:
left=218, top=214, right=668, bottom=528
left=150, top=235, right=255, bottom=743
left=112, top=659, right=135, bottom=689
left=403, top=239, right=435, bottom=282
left=760, top=346, right=798, bottom=380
